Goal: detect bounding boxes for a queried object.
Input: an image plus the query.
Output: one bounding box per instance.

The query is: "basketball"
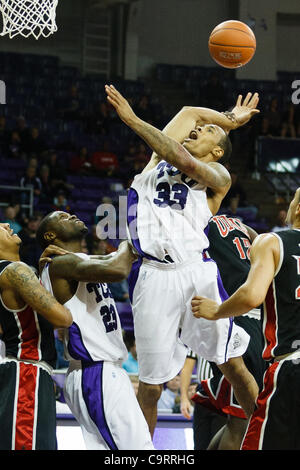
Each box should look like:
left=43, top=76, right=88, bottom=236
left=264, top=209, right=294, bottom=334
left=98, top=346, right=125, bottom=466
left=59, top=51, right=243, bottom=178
left=208, top=20, right=256, bottom=69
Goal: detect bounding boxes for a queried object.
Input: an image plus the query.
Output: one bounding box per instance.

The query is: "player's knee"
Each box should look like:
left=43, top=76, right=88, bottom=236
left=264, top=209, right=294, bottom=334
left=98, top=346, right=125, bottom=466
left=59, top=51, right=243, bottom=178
left=137, top=381, right=163, bottom=406
left=218, top=356, right=247, bottom=383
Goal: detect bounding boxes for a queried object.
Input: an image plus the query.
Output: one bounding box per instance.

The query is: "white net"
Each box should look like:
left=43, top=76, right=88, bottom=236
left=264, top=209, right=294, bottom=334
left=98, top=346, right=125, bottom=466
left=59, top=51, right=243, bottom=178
left=0, top=0, right=58, bottom=40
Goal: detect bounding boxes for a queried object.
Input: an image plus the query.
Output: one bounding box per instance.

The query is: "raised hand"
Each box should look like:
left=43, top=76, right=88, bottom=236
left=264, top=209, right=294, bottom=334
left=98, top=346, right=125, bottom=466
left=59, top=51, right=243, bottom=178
left=105, top=84, right=137, bottom=126
left=39, top=244, right=70, bottom=273
left=230, top=92, right=260, bottom=128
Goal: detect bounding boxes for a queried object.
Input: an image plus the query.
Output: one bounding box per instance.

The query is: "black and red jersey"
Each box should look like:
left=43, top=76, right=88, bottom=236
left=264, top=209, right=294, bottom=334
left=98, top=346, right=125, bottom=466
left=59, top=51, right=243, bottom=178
left=0, top=261, right=56, bottom=368
left=206, top=215, right=252, bottom=296
left=262, top=230, right=300, bottom=360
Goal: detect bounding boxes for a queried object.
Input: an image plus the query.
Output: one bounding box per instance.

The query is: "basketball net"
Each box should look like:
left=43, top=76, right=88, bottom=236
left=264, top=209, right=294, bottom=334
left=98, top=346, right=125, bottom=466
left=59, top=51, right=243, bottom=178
left=0, top=0, right=58, bottom=40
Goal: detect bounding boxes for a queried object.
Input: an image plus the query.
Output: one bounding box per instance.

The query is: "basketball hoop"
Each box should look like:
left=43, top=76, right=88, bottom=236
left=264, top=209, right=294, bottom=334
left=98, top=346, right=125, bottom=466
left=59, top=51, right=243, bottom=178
left=0, top=0, right=58, bottom=40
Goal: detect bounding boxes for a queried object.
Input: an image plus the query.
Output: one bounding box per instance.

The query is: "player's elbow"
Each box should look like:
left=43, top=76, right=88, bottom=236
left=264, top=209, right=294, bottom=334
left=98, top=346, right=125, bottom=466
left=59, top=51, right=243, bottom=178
left=241, top=285, right=262, bottom=310
left=51, top=306, right=73, bottom=328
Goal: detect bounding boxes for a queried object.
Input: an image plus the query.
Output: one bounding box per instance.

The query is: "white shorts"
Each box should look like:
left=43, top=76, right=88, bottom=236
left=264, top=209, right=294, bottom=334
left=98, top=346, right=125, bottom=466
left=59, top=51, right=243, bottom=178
left=130, top=255, right=250, bottom=384
left=63, top=360, right=154, bottom=450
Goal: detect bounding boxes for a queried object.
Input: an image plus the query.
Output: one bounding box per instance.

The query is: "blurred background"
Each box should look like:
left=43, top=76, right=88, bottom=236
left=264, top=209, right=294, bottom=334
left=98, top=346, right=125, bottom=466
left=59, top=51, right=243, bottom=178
left=0, top=0, right=299, bottom=449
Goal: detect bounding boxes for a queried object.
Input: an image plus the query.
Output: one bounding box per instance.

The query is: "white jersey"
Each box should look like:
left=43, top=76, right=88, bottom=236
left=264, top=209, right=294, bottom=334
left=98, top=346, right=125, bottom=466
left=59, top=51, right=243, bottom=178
left=127, top=161, right=212, bottom=263
left=41, top=253, right=128, bottom=363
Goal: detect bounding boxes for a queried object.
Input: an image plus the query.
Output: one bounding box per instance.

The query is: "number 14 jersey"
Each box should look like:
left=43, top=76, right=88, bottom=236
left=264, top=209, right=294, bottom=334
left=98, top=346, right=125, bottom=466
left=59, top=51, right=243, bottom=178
left=41, top=253, right=128, bottom=364
left=127, top=161, right=212, bottom=264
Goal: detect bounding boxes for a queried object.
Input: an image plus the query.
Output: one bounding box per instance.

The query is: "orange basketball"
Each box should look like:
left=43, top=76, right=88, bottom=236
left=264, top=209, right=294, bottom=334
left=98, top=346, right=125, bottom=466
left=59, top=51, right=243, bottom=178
left=208, top=20, right=256, bottom=69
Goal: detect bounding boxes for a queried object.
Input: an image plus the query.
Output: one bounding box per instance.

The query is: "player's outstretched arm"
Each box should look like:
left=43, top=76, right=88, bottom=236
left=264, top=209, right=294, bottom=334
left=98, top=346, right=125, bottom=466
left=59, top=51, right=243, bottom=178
left=50, top=241, right=136, bottom=283
left=161, top=91, right=260, bottom=141
left=105, top=84, right=231, bottom=191
left=1, top=262, right=72, bottom=328
left=141, top=92, right=259, bottom=174
left=191, top=233, right=279, bottom=321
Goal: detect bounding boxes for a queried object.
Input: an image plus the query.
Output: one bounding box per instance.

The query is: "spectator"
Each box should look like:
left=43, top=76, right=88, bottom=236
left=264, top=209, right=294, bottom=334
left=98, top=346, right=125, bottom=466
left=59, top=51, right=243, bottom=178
left=264, top=97, right=281, bottom=136
left=13, top=115, right=30, bottom=148
left=91, top=238, right=116, bottom=256
left=122, top=332, right=138, bottom=374
left=52, top=189, right=71, bottom=213
left=136, top=95, right=152, bottom=122
left=91, top=141, right=119, bottom=177
left=108, top=279, right=130, bottom=303
left=157, top=375, right=181, bottom=412
left=54, top=329, right=69, bottom=369
left=258, top=117, right=272, bottom=137
left=57, top=85, right=82, bottom=121
left=271, top=209, right=291, bottom=232
left=20, top=165, right=42, bottom=205
left=18, top=214, right=42, bottom=270
left=23, top=127, right=46, bottom=158
left=39, top=164, right=53, bottom=203
left=0, top=116, right=10, bottom=152
left=1, top=205, right=23, bottom=234
left=280, top=103, right=299, bottom=138
left=6, top=131, right=24, bottom=159
left=47, top=151, right=72, bottom=195
left=70, top=147, right=93, bottom=175
left=87, top=101, right=112, bottom=135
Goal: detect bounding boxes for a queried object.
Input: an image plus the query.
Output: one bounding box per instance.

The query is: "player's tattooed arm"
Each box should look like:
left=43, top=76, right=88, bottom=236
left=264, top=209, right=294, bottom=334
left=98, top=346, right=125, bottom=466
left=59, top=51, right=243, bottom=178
left=2, top=262, right=72, bottom=327
left=50, top=241, right=136, bottom=283
left=105, top=84, right=230, bottom=191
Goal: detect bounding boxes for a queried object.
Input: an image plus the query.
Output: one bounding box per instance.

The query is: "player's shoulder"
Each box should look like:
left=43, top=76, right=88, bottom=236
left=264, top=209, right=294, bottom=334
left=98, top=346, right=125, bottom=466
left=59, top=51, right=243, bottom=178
left=251, top=232, right=280, bottom=252
left=208, top=161, right=231, bottom=185
left=0, top=261, right=36, bottom=288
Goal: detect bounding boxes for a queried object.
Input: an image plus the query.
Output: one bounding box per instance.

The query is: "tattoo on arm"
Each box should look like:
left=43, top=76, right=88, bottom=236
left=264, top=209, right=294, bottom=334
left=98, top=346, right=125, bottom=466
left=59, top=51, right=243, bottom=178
left=133, top=119, right=231, bottom=190
left=134, top=118, right=196, bottom=172
left=5, top=262, right=61, bottom=314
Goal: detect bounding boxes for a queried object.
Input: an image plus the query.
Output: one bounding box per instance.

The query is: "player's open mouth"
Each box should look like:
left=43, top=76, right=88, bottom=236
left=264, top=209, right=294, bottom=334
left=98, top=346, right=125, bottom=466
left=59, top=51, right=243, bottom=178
left=189, top=130, right=198, bottom=140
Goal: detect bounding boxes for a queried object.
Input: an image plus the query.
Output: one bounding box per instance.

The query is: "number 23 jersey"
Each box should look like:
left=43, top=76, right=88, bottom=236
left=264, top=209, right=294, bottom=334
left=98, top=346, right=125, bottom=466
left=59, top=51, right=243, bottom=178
left=127, top=161, right=212, bottom=263
left=41, top=253, right=128, bottom=363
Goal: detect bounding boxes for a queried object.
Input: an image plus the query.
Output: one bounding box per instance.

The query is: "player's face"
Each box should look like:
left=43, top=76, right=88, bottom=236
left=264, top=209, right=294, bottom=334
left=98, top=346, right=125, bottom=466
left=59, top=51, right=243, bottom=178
left=0, top=223, right=21, bottom=251
left=286, top=188, right=300, bottom=225
left=182, top=124, right=225, bottom=160
left=49, top=211, right=88, bottom=240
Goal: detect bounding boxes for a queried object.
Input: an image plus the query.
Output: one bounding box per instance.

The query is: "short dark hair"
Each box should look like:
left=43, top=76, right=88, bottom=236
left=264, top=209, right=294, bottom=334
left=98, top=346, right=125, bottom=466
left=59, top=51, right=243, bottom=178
left=36, top=212, right=56, bottom=249
left=218, top=133, right=232, bottom=165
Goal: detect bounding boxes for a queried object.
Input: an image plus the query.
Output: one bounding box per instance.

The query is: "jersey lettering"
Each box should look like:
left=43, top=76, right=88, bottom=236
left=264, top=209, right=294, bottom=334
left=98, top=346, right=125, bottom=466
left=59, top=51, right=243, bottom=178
left=156, top=162, right=198, bottom=188
left=233, top=237, right=251, bottom=260
left=86, top=283, right=113, bottom=302
left=212, top=215, right=250, bottom=238
left=153, top=182, right=188, bottom=209
left=100, top=304, right=118, bottom=333
left=87, top=283, right=117, bottom=332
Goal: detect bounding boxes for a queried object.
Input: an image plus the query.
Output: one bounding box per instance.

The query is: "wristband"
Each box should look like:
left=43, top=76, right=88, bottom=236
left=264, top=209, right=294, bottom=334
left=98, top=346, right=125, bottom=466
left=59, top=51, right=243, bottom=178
left=222, top=111, right=237, bottom=124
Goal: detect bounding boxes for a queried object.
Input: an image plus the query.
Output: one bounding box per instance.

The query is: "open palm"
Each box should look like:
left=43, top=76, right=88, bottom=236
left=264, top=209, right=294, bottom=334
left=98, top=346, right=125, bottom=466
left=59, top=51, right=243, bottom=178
left=232, top=92, right=260, bottom=127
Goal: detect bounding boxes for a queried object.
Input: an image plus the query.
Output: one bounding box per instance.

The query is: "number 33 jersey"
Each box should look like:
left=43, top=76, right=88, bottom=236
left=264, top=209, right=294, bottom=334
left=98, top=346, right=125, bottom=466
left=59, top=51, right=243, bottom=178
left=41, top=253, right=128, bottom=363
left=127, top=161, right=212, bottom=264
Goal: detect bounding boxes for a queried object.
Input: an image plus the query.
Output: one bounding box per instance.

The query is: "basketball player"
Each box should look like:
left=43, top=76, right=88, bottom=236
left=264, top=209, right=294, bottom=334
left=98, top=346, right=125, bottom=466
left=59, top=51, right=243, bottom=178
left=36, top=211, right=154, bottom=450
left=105, top=84, right=260, bottom=435
left=191, top=214, right=265, bottom=450
left=0, top=223, right=72, bottom=450
left=192, top=187, right=300, bottom=450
